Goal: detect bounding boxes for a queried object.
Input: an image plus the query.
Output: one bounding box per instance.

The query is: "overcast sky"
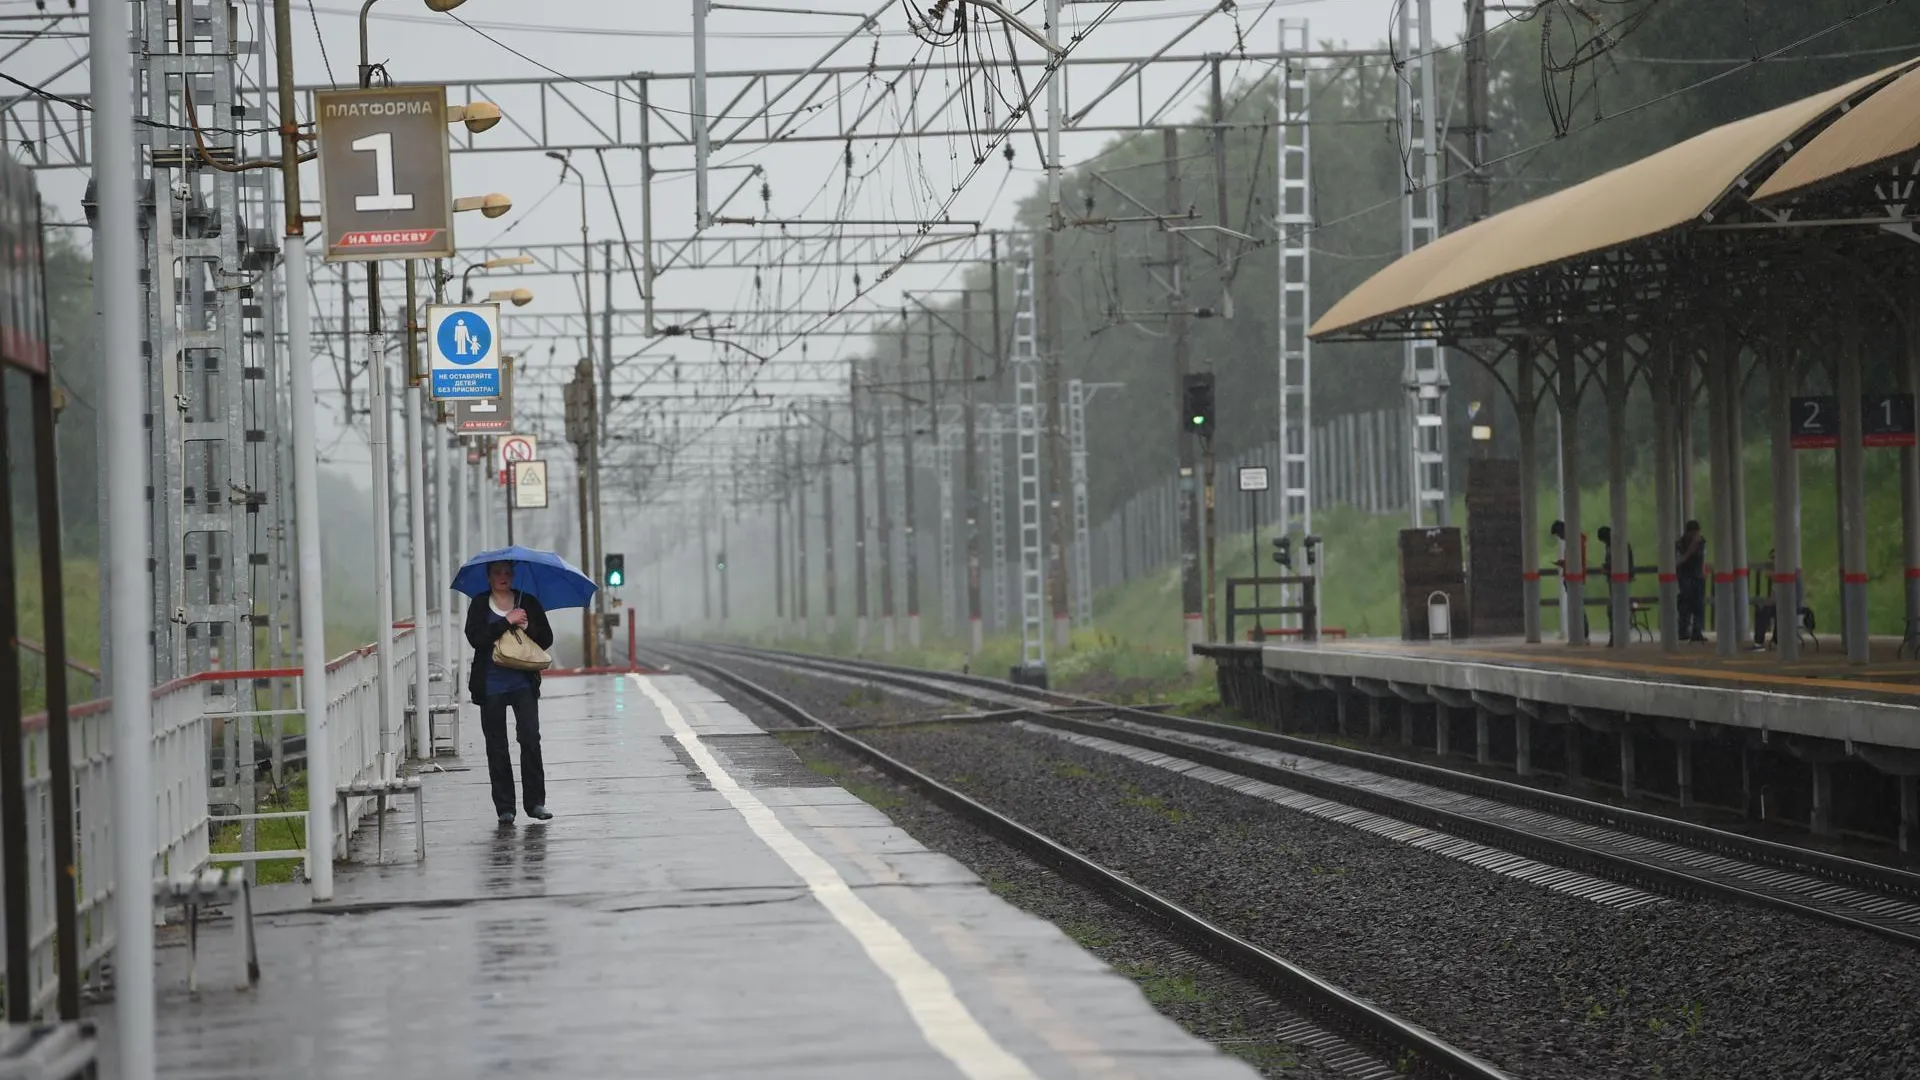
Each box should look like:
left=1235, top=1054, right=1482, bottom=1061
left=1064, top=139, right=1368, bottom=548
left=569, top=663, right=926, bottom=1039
left=7, top=0, right=1466, bottom=487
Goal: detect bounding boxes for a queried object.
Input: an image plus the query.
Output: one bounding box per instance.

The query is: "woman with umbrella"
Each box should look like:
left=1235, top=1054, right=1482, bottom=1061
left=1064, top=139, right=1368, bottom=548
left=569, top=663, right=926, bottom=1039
left=454, top=545, right=597, bottom=826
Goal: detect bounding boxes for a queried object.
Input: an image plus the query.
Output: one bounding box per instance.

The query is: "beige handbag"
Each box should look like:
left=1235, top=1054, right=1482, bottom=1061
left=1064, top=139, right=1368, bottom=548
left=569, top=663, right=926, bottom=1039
left=491, top=593, right=553, bottom=672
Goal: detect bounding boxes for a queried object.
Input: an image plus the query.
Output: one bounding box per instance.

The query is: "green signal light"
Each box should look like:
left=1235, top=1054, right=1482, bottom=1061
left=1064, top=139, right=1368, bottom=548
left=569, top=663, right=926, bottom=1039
left=607, top=570, right=624, bottom=587
left=1191, top=415, right=1204, bottom=425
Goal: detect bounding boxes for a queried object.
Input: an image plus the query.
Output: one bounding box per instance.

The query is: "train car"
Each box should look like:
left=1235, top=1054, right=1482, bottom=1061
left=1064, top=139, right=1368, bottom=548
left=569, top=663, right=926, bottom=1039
left=0, top=150, right=49, bottom=375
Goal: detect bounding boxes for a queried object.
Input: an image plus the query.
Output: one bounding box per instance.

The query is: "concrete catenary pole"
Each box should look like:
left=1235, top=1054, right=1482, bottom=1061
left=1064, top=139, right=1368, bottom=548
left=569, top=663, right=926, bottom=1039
left=96, top=0, right=157, bottom=1070
left=274, top=0, right=333, bottom=900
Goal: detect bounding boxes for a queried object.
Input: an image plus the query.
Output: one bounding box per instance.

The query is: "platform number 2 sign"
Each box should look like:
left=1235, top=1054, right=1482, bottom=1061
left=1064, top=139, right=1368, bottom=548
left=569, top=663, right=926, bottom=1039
left=1790, top=396, right=1839, bottom=450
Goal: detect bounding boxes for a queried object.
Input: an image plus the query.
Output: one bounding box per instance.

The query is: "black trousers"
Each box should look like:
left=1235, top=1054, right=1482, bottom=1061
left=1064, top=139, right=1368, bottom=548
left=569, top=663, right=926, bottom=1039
left=1677, top=578, right=1707, bottom=640
left=479, top=688, right=545, bottom=815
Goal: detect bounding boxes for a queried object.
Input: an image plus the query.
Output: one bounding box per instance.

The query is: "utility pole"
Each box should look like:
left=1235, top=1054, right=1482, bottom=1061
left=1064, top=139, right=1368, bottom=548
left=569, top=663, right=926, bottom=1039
left=700, top=488, right=713, bottom=623
left=925, top=308, right=950, bottom=640
left=403, top=264, right=431, bottom=759
left=564, top=359, right=597, bottom=663
left=793, top=419, right=810, bottom=632
left=820, top=423, right=837, bottom=633
left=596, top=239, right=612, bottom=660
left=873, top=370, right=895, bottom=652
left=900, top=319, right=921, bottom=648
left=1165, top=128, right=1204, bottom=664
left=774, top=422, right=787, bottom=621
left=1400, top=0, right=1450, bottom=525
left=100, top=0, right=156, bottom=1061
left=270, top=0, right=333, bottom=906
left=1043, top=0, right=1071, bottom=652
left=850, top=364, right=870, bottom=649
left=962, top=289, right=983, bottom=655
left=1462, top=0, right=1495, bottom=460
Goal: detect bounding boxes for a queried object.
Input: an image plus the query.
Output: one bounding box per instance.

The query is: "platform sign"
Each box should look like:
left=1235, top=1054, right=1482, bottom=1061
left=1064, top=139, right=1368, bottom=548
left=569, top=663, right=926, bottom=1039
left=1237, top=465, right=1270, bottom=493
left=314, top=85, right=454, bottom=262
left=456, top=394, right=513, bottom=434
left=511, top=459, right=548, bottom=509
left=1790, top=396, right=1840, bottom=450
left=1863, top=392, right=1917, bottom=448
left=427, top=304, right=500, bottom=399
left=497, top=433, right=537, bottom=485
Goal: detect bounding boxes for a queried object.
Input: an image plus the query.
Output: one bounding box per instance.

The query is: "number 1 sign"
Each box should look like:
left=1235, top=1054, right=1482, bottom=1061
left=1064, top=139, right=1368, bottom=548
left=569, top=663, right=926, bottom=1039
left=314, top=85, right=455, bottom=262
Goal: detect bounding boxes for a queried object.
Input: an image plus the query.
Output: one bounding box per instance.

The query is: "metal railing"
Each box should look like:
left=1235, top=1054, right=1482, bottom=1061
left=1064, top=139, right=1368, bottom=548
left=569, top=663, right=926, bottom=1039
left=5, top=617, right=440, bottom=1019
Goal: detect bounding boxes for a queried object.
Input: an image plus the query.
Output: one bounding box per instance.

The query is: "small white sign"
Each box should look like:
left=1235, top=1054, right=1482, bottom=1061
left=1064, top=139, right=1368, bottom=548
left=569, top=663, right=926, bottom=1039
left=1237, top=465, right=1270, bottom=493
left=427, top=303, right=501, bottom=399
left=512, top=459, right=548, bottom=509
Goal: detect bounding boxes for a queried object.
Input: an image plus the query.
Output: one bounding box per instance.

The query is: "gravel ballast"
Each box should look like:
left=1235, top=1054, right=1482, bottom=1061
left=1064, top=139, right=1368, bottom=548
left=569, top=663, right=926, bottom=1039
left=726, top=661, right=1920, bottom=1080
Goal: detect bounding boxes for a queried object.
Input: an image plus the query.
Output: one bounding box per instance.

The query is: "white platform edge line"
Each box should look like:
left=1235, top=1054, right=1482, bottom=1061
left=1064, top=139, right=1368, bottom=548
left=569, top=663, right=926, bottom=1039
left=631, top=674, right=1041, bottom=1080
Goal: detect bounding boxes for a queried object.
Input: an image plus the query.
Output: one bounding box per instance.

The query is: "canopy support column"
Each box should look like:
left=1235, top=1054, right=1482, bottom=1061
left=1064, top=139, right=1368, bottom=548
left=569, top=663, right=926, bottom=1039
left=1729, top=353, right=1752, bottom=647
left=1770, top=348, right=1802, bottom=662
left=1554, top=333, right=1587, bottom=647
left=1678, top=369, right=1696, bottom=525
left=1838, top=323, right=1870, bottom=664
left=1902, top=313, right=1920, bottom=629
left=1517, top=345, right=1543, bottom=644
left=1652, top=342, right=1679, bottom=653
left=1605, top=339, right=1631, bottom=650
left=1707, top=343, right=1738, bottom=658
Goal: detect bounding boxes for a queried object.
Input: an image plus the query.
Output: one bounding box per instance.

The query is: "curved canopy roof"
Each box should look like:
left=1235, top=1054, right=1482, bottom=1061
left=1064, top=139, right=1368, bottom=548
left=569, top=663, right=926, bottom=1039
left=1310, top=59, right=1920, bottom=340
left=1753, top=63, right=1920, bottom=202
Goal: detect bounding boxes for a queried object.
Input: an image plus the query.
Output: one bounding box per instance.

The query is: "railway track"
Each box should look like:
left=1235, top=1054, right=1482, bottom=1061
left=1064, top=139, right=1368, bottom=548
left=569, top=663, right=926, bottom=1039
left=648, top=642, right=1515, bottom=1080
left=686, top=641, right=1920, bottom=950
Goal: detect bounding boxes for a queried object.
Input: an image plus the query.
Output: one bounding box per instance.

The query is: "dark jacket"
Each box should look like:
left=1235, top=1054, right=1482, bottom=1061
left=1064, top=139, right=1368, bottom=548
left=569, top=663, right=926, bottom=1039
left=466, top=590, right=555, bottom=703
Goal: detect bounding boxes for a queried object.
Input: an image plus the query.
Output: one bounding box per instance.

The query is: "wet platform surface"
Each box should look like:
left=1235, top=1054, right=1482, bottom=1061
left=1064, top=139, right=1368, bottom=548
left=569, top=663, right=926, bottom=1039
left=96, top=673, right=1259, bottom=1079
left=1260, top=634, right=1920, bottom=697
left=1214, top=634, right=1920, bottom=750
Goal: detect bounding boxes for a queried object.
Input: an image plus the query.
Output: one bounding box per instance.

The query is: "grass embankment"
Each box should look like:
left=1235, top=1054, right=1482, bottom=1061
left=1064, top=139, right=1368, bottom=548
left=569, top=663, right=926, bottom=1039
left=730, top=442, right=1915, bottom=685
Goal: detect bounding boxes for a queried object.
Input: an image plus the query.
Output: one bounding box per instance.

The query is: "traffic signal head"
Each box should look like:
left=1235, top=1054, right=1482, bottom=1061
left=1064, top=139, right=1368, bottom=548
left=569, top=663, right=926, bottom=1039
left=1183, top=373, right=1216, bottom=439
left=604, top=553, right=625, bottom=588
left=1271, top=535, right=1292, bottom=569
left=716, top=551, right=727, bottom=572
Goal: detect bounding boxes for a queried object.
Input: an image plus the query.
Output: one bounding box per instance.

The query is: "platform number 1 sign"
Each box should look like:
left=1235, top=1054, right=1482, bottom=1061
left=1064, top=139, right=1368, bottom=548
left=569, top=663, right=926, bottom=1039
left=1864, top=392, right=1917, bottom=448
left=314, top=85, right=455, bottom=262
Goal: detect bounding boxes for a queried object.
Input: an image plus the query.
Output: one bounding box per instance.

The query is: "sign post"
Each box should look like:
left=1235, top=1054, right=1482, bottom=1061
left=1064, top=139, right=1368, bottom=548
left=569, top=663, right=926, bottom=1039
left=1238, top=465, right=1270, bottom=638
left=314, top=85, right=455, bottom=262
left=426, top=303, right=501, bottom=399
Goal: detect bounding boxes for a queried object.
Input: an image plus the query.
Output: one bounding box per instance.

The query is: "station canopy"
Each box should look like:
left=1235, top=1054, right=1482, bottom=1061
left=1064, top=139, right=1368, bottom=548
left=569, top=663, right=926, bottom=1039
left=1310, top=56, right=1920, bottom=341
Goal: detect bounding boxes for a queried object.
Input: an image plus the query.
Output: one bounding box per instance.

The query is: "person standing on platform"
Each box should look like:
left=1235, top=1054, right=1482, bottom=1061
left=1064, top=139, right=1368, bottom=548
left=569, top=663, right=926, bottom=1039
left=1596, top=526, right=1635, bottom=646
left=1551, top=520, right=1590, bottom=640
left=467, top=560, right=556, bottom=825
left=1676, top=520, right=1708, bottom=643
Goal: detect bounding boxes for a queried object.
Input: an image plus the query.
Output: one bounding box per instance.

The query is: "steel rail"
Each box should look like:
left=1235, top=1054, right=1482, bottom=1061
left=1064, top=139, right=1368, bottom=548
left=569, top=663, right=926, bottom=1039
left=651, top=643, right=1514, bottom=1080
left=698, top=642, right=1920, bottom=950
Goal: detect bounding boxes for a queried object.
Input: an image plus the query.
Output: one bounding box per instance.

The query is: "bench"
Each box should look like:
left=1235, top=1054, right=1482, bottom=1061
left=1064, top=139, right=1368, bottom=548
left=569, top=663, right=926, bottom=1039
left=153, top=868, right=258, bottom=993
left=405, top=703, right=463, bottom=756
left=336, top=776, right=426, bottom=865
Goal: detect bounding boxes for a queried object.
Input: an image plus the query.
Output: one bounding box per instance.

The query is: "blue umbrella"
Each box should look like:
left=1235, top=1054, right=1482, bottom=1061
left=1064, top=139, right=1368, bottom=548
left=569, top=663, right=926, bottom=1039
left=452, top=545, right=599, bottom=610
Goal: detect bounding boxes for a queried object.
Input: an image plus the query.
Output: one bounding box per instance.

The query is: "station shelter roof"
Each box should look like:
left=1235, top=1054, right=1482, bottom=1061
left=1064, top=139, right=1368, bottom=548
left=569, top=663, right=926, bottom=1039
left=1310, top=57, right=1920, bottom=341
left=1753, top=62, right=1920, bottom=202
